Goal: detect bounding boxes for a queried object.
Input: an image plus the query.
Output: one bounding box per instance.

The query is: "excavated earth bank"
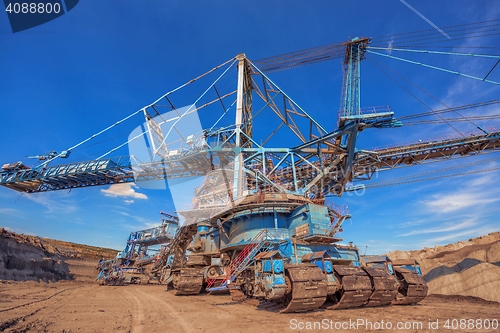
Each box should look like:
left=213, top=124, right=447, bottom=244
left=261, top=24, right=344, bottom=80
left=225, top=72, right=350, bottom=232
left=0, top=228, right=116, bottom=282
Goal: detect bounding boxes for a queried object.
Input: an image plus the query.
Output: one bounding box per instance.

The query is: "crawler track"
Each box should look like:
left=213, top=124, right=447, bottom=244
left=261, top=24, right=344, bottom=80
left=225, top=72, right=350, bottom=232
left=328, top=266, right=372, bottom=309
left=174, top=268, right=204, bottom=295
left=281, top=264, right=327, bottom=313
left=363, top=267, right=399, bottom=307
left=393, top=267, right=428, bottom=305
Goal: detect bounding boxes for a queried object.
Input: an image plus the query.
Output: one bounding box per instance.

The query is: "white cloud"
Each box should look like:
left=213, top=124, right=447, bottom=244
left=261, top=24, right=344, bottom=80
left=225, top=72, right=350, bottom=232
left=422, top=192, right=499, bottom=213
left=387, top=37, right=394, bottom=54
left=101, top=183, right=147, bottom=200
left=393, top=170, right=500, bottom=248
left=116, top=211, right=158, bottom=230
left=466, top=174, right=497, bottom=188
left=400, top=219, right=477, bottom=236
left=362, top=240, right=407, bottom=255
left=23, top=193, right=78, bottom=214
left=124, top=199, right=134, bottom=204
left=0, top=208, right=21, bottom=215
left=417, top=224, right=499, bottom=247
left=397, top=219, right=429, bottom=229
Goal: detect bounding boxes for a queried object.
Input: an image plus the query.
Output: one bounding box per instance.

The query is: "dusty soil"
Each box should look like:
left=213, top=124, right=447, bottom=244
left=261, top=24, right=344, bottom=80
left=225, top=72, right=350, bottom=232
left=1, top=230, right=499, bottom=332
left=1, top=282, right=499, bottom=333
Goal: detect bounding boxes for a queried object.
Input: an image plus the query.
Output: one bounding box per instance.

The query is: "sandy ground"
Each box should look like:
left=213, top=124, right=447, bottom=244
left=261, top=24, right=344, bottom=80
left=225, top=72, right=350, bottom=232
left=1, top=281, right=499, bottom=333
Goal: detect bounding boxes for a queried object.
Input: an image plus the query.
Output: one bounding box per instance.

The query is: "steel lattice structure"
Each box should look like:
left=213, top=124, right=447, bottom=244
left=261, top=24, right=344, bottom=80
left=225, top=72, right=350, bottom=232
left=1, top=37, right=500, bottom=207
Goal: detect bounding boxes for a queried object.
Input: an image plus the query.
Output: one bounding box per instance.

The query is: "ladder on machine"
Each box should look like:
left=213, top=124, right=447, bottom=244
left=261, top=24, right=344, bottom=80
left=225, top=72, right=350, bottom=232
left=206, top=229, right=275, bottom=292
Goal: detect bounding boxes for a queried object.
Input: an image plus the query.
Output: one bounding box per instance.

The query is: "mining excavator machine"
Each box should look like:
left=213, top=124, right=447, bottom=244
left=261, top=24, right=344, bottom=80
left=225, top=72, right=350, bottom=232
left=96, top=211, right=179, bottom=285
left=2, top=32, right=500, bottom=311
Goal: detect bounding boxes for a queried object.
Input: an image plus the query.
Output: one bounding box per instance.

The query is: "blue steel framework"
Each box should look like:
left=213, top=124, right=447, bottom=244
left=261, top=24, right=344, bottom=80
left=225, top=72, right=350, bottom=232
left=1, top=37, right=499, bottom=200
left=2, top=37, right=500, bottom=310
left=118, top=211, right=179, bottom=263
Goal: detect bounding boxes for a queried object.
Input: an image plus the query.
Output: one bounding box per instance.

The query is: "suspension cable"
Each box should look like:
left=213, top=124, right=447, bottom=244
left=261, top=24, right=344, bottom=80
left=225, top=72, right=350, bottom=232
left=367, top=49, right=500, bottom=85
left=367, top=56, right=489, bottom=132
left=368, top=155, right=500, bottom=187
left=366, top=58, right=466, bottom=136
left=371, top=20, right=500, bottom=47
left=404, top=115, right=500, bottom=125
left=367, top=46, right=500, bottom=60
left=38, top=109, right=144, bottom=168
left=371, top=19, right=500, bottom=43
left=364, top=167, right=500, bottom=189
left=399, top=100, right=500, bottom=120
left=96, top=59, right=238, bottom=161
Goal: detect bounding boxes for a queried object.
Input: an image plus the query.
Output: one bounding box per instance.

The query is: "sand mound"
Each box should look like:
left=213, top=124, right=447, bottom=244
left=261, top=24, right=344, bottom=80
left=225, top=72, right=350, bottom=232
left=3, top=226, right=499, bottom=302
left=424, top=257, right=482, bottom=282
left=388, top=231, right=500, bottom=302
left=428, top=262, right=500, bottom=302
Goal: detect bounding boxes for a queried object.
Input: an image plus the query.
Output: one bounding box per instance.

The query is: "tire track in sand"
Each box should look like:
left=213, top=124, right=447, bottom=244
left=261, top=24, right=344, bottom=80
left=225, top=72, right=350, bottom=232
left=0, top=286, right=82, bottom=312
left=135, top=288, right=196, bottom=333
left=124, top=289, right=145, bottom=333
left=0, top=286, right=82, bottom=332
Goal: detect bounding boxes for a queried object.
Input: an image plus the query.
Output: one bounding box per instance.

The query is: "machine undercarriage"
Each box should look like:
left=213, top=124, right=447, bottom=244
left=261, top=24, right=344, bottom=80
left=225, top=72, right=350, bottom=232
left=153, top=194, right=428, bottom=313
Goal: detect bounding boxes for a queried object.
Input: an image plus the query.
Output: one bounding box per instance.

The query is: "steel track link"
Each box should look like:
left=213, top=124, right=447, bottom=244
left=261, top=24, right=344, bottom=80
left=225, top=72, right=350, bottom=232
left=328, top=265, right=372, bottom=309
left=174, top=268, right=205, bottom=295
left=280, top=264, right=328, bottom=313
left=362, top=266, right=399, bottom=307
left=392, top=268, right=428, bottom=305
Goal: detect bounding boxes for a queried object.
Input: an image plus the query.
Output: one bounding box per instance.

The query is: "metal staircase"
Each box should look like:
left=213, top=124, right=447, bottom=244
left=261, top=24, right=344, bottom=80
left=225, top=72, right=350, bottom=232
left=206, top=229, right=276, bottom=292
left=326, top=202, right=351, bottom=236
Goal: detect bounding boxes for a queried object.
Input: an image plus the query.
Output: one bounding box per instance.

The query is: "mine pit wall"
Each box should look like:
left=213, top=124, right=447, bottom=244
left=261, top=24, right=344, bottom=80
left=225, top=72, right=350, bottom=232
left=65, top=259, right=101, bottom=282
left=0, top=235, right=72, bottom=282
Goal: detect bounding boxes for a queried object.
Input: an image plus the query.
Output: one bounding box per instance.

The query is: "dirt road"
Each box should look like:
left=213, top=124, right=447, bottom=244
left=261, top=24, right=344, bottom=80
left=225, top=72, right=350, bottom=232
left=1, top=281, right=499, bottom=333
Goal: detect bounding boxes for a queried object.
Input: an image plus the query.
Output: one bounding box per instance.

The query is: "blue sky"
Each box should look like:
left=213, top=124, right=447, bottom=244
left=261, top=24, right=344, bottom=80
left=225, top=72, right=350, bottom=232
left=1, top=1, right=499, bottom=253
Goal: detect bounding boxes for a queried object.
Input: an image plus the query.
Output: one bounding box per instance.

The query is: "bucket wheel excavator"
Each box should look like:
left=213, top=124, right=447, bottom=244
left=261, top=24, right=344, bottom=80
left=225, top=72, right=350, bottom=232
left=2, top=27, right=500, bottom=311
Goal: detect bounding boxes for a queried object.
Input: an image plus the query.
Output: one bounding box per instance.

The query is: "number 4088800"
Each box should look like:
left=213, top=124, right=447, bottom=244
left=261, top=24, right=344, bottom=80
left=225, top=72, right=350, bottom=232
left=5, top=2, right=61, bottom=14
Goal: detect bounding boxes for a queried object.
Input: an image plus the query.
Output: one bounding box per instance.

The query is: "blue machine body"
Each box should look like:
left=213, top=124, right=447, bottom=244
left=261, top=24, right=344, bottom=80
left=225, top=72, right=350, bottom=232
left=197, top=202, right=360, bottom=297
left=214, top=203, right=360, bottom=265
